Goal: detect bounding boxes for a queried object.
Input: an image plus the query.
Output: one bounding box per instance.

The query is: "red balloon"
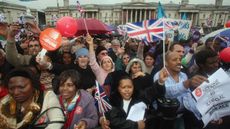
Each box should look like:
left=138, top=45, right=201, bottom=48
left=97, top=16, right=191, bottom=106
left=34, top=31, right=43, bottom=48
left=56, top=16, right=78, bottom=37
left=219, top=47, right=230, bottom=63
left=225, top=20, right=230, bottom=28
left=39, top=28, right=62, bottom=51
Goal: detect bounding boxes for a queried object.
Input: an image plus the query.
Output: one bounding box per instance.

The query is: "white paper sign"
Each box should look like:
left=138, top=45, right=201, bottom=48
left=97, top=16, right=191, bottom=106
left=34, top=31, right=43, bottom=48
left=192, top=68, right=230, bottom=126
left=126, top=102, right=147, bottom=122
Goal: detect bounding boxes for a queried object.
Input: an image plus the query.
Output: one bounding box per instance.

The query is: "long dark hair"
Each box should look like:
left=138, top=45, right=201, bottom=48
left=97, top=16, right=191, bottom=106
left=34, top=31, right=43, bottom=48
left=109, top=75, right=137, bottom=107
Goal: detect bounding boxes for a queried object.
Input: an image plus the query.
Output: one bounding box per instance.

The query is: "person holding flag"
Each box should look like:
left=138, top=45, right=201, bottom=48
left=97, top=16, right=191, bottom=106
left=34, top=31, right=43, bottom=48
left=100, top=68, right=168, bottom=129
left=99, top=75, right=146, bottom=129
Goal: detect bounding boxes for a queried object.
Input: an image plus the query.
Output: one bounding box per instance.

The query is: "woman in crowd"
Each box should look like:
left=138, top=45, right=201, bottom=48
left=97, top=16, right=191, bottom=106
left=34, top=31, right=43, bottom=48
left=125, top=58, right=153, bottom=104
left=86, top=34, right=115, bottom=85
left=37, top=47, right=96, bottom=94
left=144, top=52, right=155, bottom=77
left=100, top=68, right=167, bottom=129
left=115, top=52, right=131, bottom=71
left=61, top=52, right=75, bottom=65
left=100, top=75, right=146, bottom=129
left=57, top=70, right=98, bottom=129
left=0, top=67, right=65, bottom=129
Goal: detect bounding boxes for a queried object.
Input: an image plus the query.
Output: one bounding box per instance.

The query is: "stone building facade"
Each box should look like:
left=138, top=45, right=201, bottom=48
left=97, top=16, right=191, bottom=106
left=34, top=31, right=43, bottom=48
left=0, top=0, right=229, bottom=28
left=0, top=1, right=38, bottom=23
left=44, top=0, right=230, bottom=27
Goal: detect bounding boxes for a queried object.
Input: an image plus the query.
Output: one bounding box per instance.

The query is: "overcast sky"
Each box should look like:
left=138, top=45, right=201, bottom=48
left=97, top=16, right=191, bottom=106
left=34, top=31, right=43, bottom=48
left=2, top=0, right=230, bottom=10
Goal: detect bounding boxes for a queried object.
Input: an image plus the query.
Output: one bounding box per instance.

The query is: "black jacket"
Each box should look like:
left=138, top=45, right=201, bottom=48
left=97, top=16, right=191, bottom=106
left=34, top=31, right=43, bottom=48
left=105, top=97, right=141, bottom=129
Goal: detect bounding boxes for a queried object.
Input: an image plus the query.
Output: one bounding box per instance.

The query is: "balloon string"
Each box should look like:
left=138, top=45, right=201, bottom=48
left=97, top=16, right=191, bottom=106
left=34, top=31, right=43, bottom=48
left=83, top=18, right=89, bottom=34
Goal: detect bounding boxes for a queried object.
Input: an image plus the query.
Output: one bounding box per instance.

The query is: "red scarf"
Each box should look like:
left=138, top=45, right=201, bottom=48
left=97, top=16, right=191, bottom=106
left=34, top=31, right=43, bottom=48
left=59, top=95, right=81, bottom=129
left=0, top=86, right=8, bottom=99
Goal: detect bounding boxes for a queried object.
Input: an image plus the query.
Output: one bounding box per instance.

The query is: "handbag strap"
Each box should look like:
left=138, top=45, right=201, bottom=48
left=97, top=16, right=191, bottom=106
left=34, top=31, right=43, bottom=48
left=29, top=106, right=66, bottom=128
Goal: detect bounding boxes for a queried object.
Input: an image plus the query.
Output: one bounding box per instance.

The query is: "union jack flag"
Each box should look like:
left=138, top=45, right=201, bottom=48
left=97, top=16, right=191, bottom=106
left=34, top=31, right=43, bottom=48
left=117, top=25, right=127, bottom=36
left=94, top=81, right=112, bottom=114
left=126, top=19, right=164, bottom=42
left=164, top=20, right=174, bottom=30
left=76, top=1, right=85, bottom=16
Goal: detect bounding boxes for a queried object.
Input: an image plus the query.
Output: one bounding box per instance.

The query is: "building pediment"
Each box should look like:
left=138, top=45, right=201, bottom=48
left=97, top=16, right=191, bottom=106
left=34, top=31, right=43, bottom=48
left=123, top=2, right=147, bottom=6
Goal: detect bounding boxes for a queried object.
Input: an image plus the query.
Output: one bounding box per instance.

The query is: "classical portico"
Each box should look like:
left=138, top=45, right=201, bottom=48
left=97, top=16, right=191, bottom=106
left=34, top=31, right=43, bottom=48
left=121, top=2, right=156, bottom=24
left=179, top=10, right=199, bottom=25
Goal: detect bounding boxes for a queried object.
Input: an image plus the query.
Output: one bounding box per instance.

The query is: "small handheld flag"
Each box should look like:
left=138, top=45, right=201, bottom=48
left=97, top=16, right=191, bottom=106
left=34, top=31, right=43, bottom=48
left=94, top=81, right=112, bottom=114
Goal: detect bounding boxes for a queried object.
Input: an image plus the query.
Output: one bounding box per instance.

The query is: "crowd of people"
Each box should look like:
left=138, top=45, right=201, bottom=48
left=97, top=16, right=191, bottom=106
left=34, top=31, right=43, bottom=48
left=0, top=19, right=229, bottom=129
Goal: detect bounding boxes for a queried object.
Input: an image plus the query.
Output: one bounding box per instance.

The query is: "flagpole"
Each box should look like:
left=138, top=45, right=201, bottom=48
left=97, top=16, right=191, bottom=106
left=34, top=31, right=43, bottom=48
left=163, top=18, right=166, bottom=68
left=83, top=18, right=89, bottom=34
left=77, top=1, right=89, bottom=35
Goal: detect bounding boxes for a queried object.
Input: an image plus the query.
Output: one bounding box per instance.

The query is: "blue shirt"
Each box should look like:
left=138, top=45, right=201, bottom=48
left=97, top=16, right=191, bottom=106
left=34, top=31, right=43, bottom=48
left=154, top=71, right=201, bottom=119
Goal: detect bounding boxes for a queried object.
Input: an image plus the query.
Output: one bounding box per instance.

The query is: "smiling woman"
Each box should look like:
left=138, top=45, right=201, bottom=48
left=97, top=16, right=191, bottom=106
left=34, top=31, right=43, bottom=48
left=57, top=70, right=98, bottom=129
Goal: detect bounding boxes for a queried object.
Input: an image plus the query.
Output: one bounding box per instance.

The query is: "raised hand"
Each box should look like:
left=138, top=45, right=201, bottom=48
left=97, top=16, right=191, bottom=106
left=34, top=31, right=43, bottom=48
left=189, top=75, right=208, bottom=88
left=159, top=67, right=169, bottom=84
left=132, top=71, right=145, bottom=79
left=25, top=21, right=41, bottom=34
left=85, top=33, right=93, bottom=45
left=7, top=23, right=20, bottom=42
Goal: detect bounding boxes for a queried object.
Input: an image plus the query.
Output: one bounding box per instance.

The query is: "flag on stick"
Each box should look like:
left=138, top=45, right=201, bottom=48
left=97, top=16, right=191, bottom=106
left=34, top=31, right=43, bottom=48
left=76, top=1, right=85, bottom=17
left=95, top=81, right=112, bottom=114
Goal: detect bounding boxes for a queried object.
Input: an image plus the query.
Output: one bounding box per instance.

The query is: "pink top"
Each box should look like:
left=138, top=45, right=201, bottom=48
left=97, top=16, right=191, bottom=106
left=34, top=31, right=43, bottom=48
left=89, top=52, right=109, bottom=85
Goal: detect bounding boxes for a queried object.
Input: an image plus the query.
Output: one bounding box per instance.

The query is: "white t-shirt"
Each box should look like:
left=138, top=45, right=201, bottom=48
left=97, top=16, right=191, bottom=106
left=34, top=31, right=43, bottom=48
left=123, top=99, right=131, bottom=114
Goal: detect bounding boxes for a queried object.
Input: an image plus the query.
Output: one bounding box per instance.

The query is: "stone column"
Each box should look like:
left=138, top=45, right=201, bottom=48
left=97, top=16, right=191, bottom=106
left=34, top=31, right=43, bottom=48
left=215, top=14, right=219, bottom=26
left=126, top=9, right=129, bottom=24
left=112, top=12, right=114, bottom=24
left=8, top=11, right=12, bottom=23
left=131, top=9, right=133, bottom=22
left=96, top=12, right=98, bottom=19
left=121, top=10, right=123, bottom=24
left=192, top=13, right=194, bottom=20
left=92, top=12, right=94, bottom=18
left=212, top=13, right=216, bottom=27
left=144, top=9, right=147, bottom=20
left=140, top=9, right=142, bottom=21
left=153, top=10, right=155, bottom=19
left=149, top=10, right=151, bottom=20
left=224, top=13, right=228, bottom=23
left=135, top=9, right=138, bottom=22
left=195, top=13, right=199, bottom=26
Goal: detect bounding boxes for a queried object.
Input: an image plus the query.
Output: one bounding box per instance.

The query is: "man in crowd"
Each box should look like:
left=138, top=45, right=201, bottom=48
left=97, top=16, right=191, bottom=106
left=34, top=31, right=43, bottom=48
left=154, top=51, right=208, bottom=129
left=4, top=22, right=41, bottom=67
